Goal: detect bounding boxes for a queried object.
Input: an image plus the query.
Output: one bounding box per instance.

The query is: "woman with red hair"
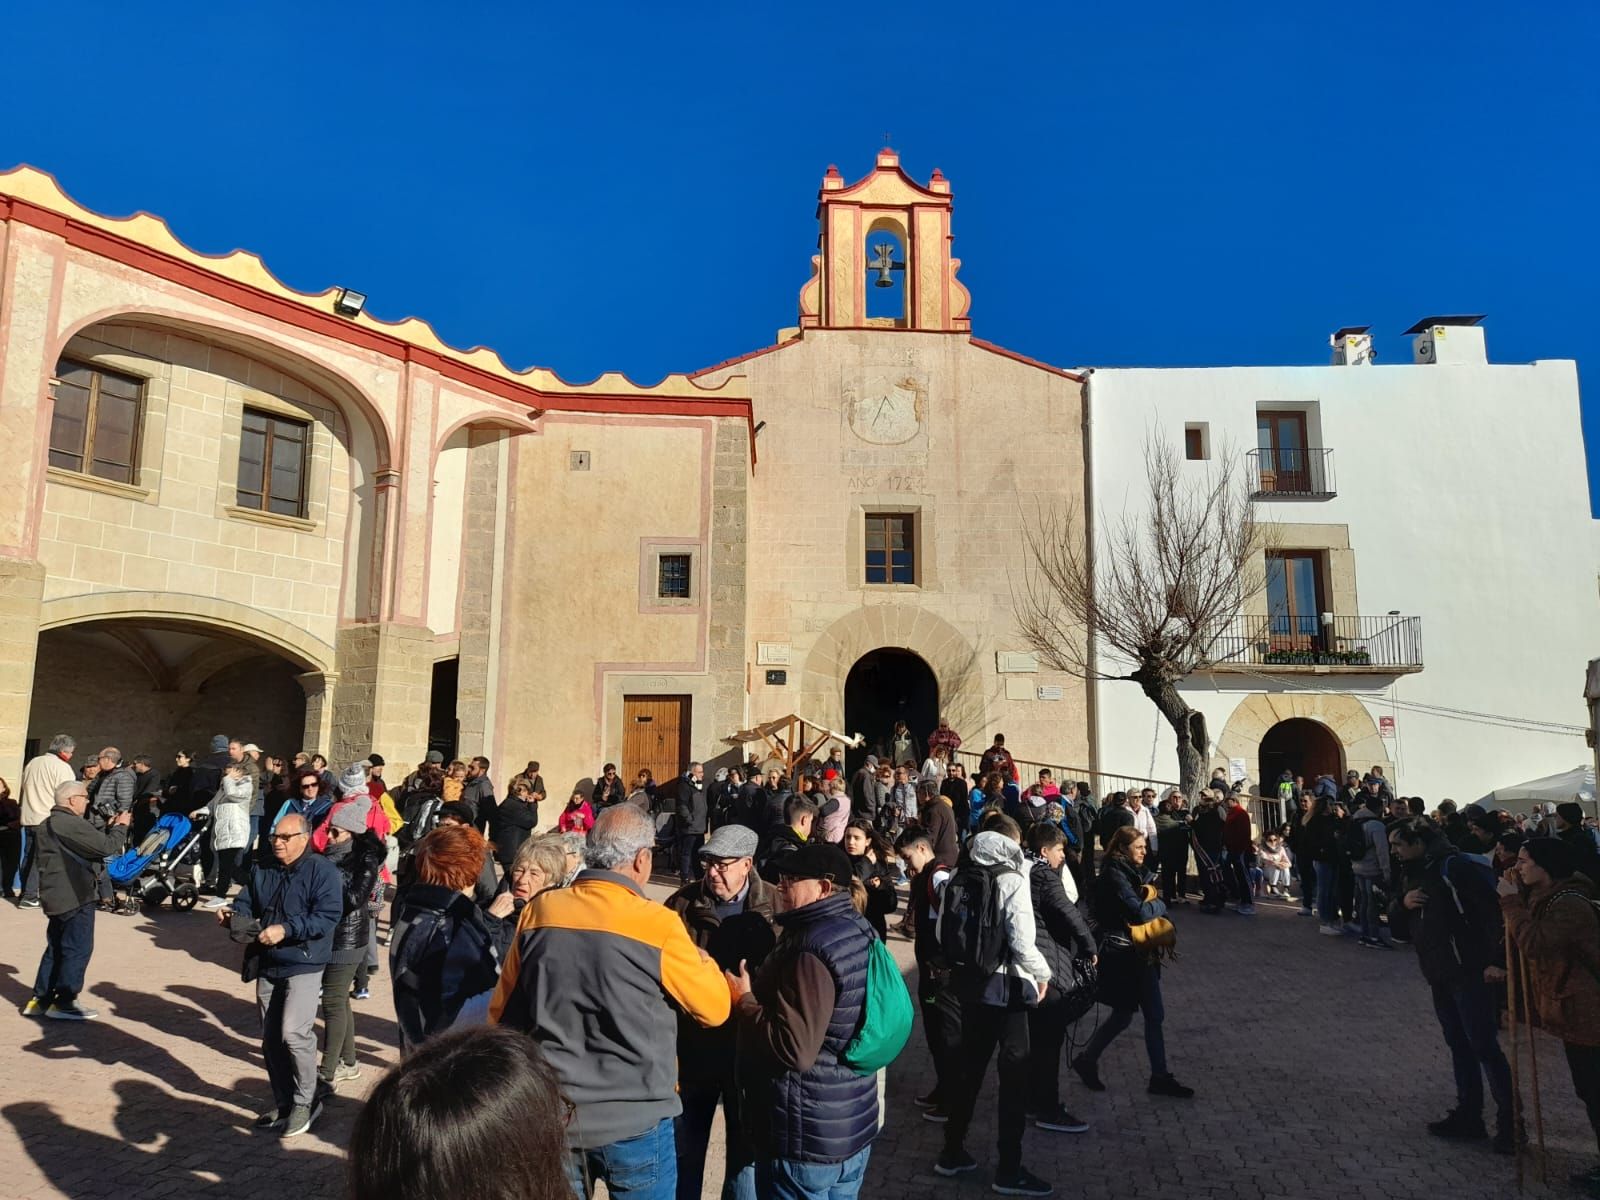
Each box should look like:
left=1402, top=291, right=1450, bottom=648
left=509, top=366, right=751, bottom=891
left=388, top=823, right=501, bottom=1053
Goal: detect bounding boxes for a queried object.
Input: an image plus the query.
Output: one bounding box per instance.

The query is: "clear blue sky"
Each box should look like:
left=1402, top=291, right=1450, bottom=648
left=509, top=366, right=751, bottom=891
left=5, top=3, right=1598, bottom=509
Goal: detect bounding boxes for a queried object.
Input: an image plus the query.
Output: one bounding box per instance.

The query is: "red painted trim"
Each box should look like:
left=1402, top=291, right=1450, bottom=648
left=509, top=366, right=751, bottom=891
left=688, top=338, right=799, bottom=379
left=2, top=199, right=754, bottom=422
left=968, top=338, right=1086, bottom=381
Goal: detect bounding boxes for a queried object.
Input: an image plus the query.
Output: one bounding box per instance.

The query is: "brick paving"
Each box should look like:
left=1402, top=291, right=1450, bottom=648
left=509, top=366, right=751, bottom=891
left=0, top=889, right=1592, bottom=1199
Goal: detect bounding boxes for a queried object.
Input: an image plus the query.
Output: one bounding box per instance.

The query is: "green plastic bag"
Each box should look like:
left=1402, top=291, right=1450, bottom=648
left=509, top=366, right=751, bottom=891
left=842, top=938, right=914, bottom=1075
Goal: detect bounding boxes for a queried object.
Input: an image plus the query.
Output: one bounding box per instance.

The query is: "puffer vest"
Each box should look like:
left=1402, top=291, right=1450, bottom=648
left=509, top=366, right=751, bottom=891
left=742, top=891, right=877, bottom=1163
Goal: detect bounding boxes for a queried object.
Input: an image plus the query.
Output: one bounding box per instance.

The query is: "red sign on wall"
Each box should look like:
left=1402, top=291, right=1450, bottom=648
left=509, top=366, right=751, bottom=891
left=1378, top=716, right=1396, bottom=738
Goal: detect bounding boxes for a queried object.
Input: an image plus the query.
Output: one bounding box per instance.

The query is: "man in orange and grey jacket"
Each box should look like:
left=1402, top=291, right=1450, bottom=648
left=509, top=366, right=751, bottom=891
left=490, top=804, right=731, bottom=1198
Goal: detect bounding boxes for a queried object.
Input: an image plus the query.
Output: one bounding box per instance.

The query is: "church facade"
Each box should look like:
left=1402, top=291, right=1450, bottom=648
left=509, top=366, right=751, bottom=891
left=0, top=150, right=1091, bottom=794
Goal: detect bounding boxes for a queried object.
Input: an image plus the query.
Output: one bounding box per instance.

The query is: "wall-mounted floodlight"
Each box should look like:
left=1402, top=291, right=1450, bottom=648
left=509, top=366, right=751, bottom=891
left=333, top=287, right=366, bottom=317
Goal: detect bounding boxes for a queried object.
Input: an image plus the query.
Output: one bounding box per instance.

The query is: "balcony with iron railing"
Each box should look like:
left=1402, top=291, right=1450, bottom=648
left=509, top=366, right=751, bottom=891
left=1205, top=613, right=1423, bottom=673
left=1248, top=447, right=1336, bottom=498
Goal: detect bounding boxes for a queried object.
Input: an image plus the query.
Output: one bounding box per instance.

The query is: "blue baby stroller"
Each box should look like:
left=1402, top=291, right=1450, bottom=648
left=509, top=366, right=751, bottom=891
left=108, top=811, right=208, bottom=912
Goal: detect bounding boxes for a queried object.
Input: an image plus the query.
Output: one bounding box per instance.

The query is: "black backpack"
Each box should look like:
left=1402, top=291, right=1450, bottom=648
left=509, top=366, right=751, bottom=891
left=1342, top=815, right=1372, bottom=863
left=939, top=859, right=1018, bottom=977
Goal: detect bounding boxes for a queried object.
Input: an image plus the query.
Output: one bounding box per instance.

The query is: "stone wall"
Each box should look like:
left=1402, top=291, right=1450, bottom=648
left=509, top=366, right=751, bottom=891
left=37, top=323, right=353, bottom=641
left=699, top=329, right=1091, bottom=766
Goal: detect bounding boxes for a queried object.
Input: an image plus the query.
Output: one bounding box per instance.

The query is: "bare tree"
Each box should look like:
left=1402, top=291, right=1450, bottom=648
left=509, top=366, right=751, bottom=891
left=1014, top=433, right=1271, bottom=795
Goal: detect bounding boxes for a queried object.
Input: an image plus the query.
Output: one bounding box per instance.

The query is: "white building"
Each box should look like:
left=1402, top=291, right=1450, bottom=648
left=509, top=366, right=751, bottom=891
left=1087, top=317, right=1598, bottom=803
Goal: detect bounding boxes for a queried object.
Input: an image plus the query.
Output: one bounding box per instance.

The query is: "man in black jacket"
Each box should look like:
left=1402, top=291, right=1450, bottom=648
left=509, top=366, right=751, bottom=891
left=24, top=779, right=130, bottom=1020
left=1025, top=824, right=1096, bottom=1135
left=757, top=796, right=815, bottom=884
left=462, top=756, right=496, bottom=836
left=668, top=762, right=709, bottom=884
left=1389, top=817, right=1516, bottom=1151
left=665, top=824, right=776, bottom=1200
left=592, top=762, right=628, bottom=810
left=896, top=828, right=959, bottom=1120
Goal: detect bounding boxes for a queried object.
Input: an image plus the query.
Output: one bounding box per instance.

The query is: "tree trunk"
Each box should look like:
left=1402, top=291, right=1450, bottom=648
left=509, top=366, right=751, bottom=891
left=1139, top=673, right=1209, bottom=796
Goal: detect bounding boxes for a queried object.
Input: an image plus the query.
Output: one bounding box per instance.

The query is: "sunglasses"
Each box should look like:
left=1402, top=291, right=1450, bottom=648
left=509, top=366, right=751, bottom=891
left=269, top=832, right=306, bottom=844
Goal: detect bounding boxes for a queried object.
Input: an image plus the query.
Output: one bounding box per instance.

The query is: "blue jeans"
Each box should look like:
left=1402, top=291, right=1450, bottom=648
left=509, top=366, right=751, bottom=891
left=1355, top=875, right=1387, bottom=941
left=1431, top=979, right=1513, bottom=1124
left=566, top=1117, right=675, bottom=1200
left=676, top=1076, right=756, bottom=1200
left=754, top=1146, right=871, bottom=1200
left=1314, top=860, right=1340, bottom=924
left=33, top=901, right=96, bottom=1004
left=1080, top=964, right=1168, bottom=1077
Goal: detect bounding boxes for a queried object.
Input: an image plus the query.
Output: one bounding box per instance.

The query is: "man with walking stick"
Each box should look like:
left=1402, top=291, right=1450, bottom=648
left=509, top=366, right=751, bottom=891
left=1497, top=836, right=1600, bottom=1196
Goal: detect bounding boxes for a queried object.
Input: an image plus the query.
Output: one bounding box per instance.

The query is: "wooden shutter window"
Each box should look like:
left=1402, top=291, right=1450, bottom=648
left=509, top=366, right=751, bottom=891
left=49, top=359, right=143, bottom=483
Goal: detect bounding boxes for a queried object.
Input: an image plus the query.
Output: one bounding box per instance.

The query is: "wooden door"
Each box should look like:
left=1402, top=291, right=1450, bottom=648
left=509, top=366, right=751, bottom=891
left=1266, top=551, right=1327, bottom=651
left=623, top=695, right=691, bottom=788
left=1256, top=410, right=1309, bottom=493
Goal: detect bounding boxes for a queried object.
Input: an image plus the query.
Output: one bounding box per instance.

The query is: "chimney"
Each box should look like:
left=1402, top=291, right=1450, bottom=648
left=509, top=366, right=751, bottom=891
left=1330, top=326, right=1374, bottom=366
left=1405, top=314, right=1487, bottom=365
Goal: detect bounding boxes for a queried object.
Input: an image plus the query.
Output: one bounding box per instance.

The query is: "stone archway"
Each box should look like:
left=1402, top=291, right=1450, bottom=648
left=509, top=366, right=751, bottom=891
left=1214, top=692, right=1393, bottom=792
left=799, top=605, right=984, bottom=745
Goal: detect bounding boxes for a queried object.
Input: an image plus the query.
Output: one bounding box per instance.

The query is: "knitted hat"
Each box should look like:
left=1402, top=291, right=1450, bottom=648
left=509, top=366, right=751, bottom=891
left=425, top=750, right=445, bottom=764
left=209, top=734, right=230, bottom=753
left=329, top=803, right=369, bottom=835
left=1557, top=801, right=1585, bottom=826
left=337, top=765, right=368, bottom=796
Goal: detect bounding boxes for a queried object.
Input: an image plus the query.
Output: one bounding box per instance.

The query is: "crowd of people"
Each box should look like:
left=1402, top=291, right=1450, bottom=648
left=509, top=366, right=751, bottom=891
left=8, top=720, right=1600, bottom=1199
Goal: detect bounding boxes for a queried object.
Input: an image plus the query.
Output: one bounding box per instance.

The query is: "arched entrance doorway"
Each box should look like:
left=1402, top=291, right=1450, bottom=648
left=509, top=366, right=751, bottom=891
left=1259, top=718, right=1344, bottom=789
left=844, top=649, right=938, bottom=773
left=28, top=617, right=314, bottom=766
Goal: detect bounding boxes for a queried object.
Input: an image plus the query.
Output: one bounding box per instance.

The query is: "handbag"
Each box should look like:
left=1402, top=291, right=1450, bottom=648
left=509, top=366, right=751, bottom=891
left=1128, top=916, right=1177, bottom=954
left=1054, top=953, right=1099, bottom=1024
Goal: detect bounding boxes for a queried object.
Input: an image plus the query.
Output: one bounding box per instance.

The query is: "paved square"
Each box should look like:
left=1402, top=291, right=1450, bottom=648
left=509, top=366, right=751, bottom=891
left=0, top=892, right=1591, bottom=1199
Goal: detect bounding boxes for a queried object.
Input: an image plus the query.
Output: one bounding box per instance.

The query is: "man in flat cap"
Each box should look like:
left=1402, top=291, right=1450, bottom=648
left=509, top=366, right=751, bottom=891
left=665, top=824, right=775, bottom=1200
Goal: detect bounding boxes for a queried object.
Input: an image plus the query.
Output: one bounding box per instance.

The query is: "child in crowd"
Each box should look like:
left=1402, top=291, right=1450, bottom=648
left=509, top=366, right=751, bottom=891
left=1258, top=829, right=1294, bottom=899
left=556, top=790, right=594, bottom=834
left=442, top=760, right=467, bottom=803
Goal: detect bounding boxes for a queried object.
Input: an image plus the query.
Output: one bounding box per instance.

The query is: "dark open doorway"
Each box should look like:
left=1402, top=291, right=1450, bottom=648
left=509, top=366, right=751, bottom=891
left=1258, top=717, right=1343, bottom=791
left=844, top=648, right=939, bottom=774
left=428, top=657, right=460, bottom=762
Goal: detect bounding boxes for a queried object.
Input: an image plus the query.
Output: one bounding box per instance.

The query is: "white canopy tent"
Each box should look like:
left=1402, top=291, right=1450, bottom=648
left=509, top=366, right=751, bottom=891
left=1479, top=764, right=1597, bottom=814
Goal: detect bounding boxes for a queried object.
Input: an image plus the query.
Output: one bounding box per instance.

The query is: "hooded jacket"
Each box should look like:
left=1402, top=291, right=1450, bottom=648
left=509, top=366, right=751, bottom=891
left=1350, top=809, right=1391, bottom=879
left=209, top=773, right=254, bottom=851
left=942, top=830, right=1052, bottom=1006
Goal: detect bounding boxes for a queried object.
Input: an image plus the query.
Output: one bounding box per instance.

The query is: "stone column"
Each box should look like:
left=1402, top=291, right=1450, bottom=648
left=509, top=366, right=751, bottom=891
left=296, top=670, right=339, bottom=758
left=0, top=558, right=46, bottom=783
left=709, top=418, right=749, bottom=739
left=456, top=432, right=502, bottom=757
left=331, top=622, right=433, bottom=768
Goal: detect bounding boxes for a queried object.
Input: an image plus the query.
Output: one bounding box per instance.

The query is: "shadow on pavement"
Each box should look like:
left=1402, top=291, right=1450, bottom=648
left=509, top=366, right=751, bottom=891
left=5, top=1076, right=344, bottom=1199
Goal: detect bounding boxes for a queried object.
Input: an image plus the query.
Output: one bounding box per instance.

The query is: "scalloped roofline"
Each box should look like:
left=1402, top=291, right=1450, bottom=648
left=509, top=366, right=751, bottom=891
left=0, top=164, right=750, bottom=411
